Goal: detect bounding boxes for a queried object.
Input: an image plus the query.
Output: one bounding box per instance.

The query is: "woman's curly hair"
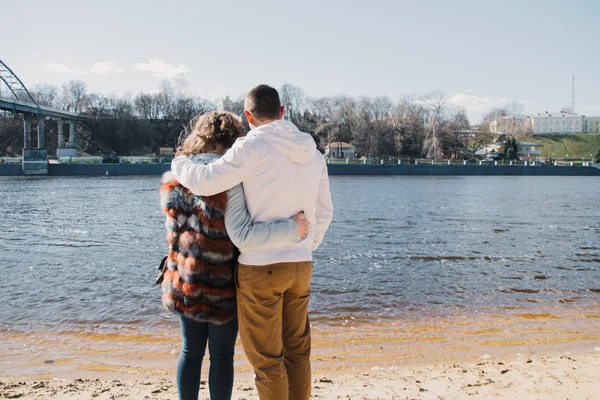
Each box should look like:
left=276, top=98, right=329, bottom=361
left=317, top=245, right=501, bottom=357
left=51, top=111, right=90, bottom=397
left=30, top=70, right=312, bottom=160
left=178, top=111, right=243, bottom=156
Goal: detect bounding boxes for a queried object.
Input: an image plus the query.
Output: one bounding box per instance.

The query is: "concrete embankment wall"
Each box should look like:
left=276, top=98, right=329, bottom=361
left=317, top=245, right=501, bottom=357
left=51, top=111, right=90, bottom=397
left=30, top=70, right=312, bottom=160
left=0, top=164, right=24, bottom=176
left=1, top=163, right=599, bottom=177
left=0, top=164, right=171, bottom=176
left=327, top=164, right=600, bottom=176
left=49, top=164, right=171, bottom=176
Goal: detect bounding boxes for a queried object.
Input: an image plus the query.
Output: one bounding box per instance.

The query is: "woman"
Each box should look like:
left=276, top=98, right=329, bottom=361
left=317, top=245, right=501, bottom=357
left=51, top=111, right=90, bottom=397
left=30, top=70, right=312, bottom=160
left=160, top=111, right=308, bottom=400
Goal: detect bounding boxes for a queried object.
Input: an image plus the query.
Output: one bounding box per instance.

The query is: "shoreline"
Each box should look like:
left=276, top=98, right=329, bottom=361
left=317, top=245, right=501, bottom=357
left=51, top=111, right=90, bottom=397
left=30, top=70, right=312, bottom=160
left=2, top=306, right=599, bottom=398
left=1, top=163, right=599, bottom=176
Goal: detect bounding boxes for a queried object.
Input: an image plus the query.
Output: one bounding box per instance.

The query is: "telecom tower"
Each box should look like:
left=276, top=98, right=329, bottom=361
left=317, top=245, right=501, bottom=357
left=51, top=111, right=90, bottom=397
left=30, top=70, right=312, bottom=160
left=571, top=75, right=575, bottom=113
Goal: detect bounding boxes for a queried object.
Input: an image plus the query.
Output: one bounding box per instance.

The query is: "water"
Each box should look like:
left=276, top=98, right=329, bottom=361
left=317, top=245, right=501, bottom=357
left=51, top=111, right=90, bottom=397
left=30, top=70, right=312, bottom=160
left=0, top=176, right=599, bottom=333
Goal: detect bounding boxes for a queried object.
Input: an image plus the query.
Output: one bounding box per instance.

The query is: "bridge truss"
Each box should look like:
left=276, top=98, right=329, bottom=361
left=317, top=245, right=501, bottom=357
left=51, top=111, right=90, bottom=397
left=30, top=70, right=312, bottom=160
left=0, top=58, right=88, bottom=121
left=0, top=59, right=39, bottom=107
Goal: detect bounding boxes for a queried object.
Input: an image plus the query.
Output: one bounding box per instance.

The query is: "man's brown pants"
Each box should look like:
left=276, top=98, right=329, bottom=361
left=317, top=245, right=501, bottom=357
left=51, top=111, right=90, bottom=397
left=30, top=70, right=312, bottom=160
left=236, top=261, right=312, bottom=400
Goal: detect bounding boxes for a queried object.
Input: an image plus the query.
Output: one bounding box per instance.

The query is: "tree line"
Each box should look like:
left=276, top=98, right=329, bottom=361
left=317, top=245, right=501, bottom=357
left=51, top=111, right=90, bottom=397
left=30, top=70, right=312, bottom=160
left=1, top=80, right=516, bottom=158
left=0, top=79, right=213, bottom=156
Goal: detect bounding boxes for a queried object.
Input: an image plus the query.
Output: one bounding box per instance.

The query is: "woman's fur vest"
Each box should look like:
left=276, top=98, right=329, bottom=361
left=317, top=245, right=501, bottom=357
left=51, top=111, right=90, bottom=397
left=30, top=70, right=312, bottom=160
left=160, top=170, right=238, bottom=324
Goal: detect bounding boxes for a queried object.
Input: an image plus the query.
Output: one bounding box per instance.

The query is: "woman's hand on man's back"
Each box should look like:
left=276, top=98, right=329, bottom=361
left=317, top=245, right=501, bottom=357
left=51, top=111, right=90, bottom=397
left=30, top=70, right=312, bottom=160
left=292, top=212, right=310, bottom=239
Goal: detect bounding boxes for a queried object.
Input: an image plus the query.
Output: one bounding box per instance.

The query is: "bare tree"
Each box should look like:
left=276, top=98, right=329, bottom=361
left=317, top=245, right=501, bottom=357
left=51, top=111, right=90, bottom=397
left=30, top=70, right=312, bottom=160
left=59, top=80, right=88, bottom=113
left=372, top=97, right=394, bottom=153
left=331, top=96, right=357, bottom=155
left=111, top=94, right=135, bottom=120
left=481, top=107, right=508, bottom=129
left=310, top=96, right=357, bottom=156
left=422, top=91, right=446, bottom=159
left=392, top=96, right=426, bottom=156
left=309, top=97, right=335, bottom=151
left=172, top=74, right=191, bottom=96
left=86, top=93, right=112, bottom=120
left=471, top=131, right=492, bottom=151
left=31, top=84, right=58, bottom=107
left=506, top=101, right=526, bottom=135
left=280, top=83, right=306, bottom=124
left=447, top=108, right=470, bottom=158
left=354, top=97, right=373, bottom=155
left=156, top=80, right=175, bottom=118
left=134, top=93, right=161, bottom=119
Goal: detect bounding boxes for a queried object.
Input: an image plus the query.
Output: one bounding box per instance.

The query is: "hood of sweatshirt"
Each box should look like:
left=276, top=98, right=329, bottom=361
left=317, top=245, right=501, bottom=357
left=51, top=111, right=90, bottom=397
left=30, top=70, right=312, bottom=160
left=189, top=153, right=220, bottom=165
left=250, top=120, right=317, bottom=164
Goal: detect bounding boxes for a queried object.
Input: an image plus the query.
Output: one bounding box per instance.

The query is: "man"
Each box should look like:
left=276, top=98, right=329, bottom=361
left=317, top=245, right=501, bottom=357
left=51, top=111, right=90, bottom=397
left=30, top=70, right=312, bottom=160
left=171, top=84, right=334, bottom=400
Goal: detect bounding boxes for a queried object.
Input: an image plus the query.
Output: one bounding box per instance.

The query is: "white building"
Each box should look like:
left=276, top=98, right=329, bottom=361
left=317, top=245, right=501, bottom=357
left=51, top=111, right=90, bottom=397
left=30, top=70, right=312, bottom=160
left=324, top=142, right=355, bottom=159
left=476, top=141, right=543, bottom=160
left=216, top=96, right=244, bottom=114
left=584, top=117, right=600, bottom=133
left=489, top=117, right=533, bottom=135
left=490, top=111, right=600, bottom=135
left=517, top=141, right=543, bottom=159
left=532, top=111, right=584, bottom=134
left=475, top=143, right=503, bottom=157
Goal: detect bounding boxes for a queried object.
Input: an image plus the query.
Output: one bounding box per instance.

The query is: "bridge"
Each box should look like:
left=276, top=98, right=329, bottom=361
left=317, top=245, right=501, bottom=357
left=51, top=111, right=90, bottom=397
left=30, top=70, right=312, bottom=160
left=0, top=58, right=91, bottom=174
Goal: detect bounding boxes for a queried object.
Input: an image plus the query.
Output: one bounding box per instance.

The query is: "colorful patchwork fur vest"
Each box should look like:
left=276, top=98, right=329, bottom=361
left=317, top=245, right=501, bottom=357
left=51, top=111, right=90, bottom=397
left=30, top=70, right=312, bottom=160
left=159, top=166, right=238, bottom=325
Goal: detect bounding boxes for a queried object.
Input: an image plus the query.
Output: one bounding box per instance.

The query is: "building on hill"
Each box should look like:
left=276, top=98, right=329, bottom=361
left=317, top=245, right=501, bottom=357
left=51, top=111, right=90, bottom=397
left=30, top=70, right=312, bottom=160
left=531, top=111, right=584, bottom=134
left=584, top=117, right=600, bottom=133
left=489, top=117, right=533, bottom=135
left=490, top=111, right=600, bottom=135
left=324, top=142, right=356, bottom=159
left=216, top=96, right=244, bottom=114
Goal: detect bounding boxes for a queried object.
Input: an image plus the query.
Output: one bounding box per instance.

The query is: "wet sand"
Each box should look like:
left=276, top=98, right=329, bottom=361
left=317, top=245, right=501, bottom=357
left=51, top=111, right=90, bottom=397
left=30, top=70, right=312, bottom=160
left=1, top=306, right=600, bottom=399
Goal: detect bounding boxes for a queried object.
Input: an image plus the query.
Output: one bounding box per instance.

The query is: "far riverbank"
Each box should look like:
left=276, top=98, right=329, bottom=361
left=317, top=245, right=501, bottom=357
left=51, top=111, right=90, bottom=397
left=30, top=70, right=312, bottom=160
left=1, top=163, right=599, bottom=176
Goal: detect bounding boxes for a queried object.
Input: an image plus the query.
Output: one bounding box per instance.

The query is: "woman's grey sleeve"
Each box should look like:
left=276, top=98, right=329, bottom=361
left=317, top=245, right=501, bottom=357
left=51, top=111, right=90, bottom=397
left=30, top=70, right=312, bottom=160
left=225, top=184, right=298, bottom=249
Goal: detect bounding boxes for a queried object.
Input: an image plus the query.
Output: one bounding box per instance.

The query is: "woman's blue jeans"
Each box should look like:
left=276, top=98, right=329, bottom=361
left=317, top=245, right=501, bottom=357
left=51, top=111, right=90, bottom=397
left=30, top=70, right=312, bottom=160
left=177, top=315, right=238, bottom=400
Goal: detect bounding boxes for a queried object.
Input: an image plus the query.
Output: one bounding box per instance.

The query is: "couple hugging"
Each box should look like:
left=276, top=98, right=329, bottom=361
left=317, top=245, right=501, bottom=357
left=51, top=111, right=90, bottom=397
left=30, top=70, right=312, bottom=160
left=159, top=84, right=334, bottom=400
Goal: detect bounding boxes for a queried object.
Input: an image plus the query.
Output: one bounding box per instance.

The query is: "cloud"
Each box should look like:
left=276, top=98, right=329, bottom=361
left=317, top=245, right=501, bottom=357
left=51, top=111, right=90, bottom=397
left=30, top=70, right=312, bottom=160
left=448, top=93, right=531, bottom=112
left=87, top=62, right=123, bottom=74
left=133, top=58, right=190, bottom=79
left=517, top=99, right=533, bottom=105
left=44, top=63, right=73, bottom=73
left=44, top=61, right=122, bottom=75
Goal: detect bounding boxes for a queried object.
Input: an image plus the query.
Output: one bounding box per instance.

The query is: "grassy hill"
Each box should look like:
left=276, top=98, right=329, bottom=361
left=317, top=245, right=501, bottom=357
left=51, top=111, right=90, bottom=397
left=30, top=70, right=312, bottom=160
left=521, top=134, right=600, bottom=160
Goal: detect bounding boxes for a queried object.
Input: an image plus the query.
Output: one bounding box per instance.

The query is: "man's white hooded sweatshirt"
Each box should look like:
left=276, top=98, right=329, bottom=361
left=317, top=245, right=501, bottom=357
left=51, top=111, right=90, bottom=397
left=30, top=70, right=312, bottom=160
left=171, top=119, right=334, bottom=266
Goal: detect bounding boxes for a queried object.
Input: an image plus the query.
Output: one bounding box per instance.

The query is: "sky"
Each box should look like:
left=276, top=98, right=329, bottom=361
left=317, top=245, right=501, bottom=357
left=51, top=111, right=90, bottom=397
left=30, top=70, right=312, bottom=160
left=1, top=0, right=599, bottom=122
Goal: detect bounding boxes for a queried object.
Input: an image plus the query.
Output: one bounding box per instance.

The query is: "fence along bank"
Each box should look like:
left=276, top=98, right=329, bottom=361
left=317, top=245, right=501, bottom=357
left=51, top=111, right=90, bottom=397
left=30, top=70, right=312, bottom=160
left=1, top=160, right=599, bottom=176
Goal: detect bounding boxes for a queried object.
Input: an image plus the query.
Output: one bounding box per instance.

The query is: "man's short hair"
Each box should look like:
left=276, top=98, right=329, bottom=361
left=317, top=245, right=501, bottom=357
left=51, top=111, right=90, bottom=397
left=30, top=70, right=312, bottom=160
left=244, top=85, right=281, bottom=121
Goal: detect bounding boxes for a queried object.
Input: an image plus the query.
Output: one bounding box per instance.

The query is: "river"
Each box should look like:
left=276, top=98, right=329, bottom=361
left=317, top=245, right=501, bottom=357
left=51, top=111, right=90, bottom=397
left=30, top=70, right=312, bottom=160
left=0, top=175, right=598, bottom=333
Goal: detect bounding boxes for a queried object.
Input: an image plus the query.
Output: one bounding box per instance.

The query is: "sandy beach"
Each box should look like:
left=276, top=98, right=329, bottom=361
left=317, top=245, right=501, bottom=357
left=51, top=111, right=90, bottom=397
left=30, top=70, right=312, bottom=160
left=2, top=352, right=600, bottom=399
left=2, top=306, right=600, bottom=399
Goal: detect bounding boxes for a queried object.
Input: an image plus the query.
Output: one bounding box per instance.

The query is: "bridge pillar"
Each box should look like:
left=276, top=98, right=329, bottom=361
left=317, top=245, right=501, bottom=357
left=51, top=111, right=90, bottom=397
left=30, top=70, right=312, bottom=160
left=22, top=118, right=48, bottom=175
left=57, top=120, right=64, bottom=148
left=37, top=117, right=45, bottom=149
left=57, top=120, right=77, bottom=158
left=69, top=121, right=76, bottom=148
left=23, top=116, right=32, bottom=149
